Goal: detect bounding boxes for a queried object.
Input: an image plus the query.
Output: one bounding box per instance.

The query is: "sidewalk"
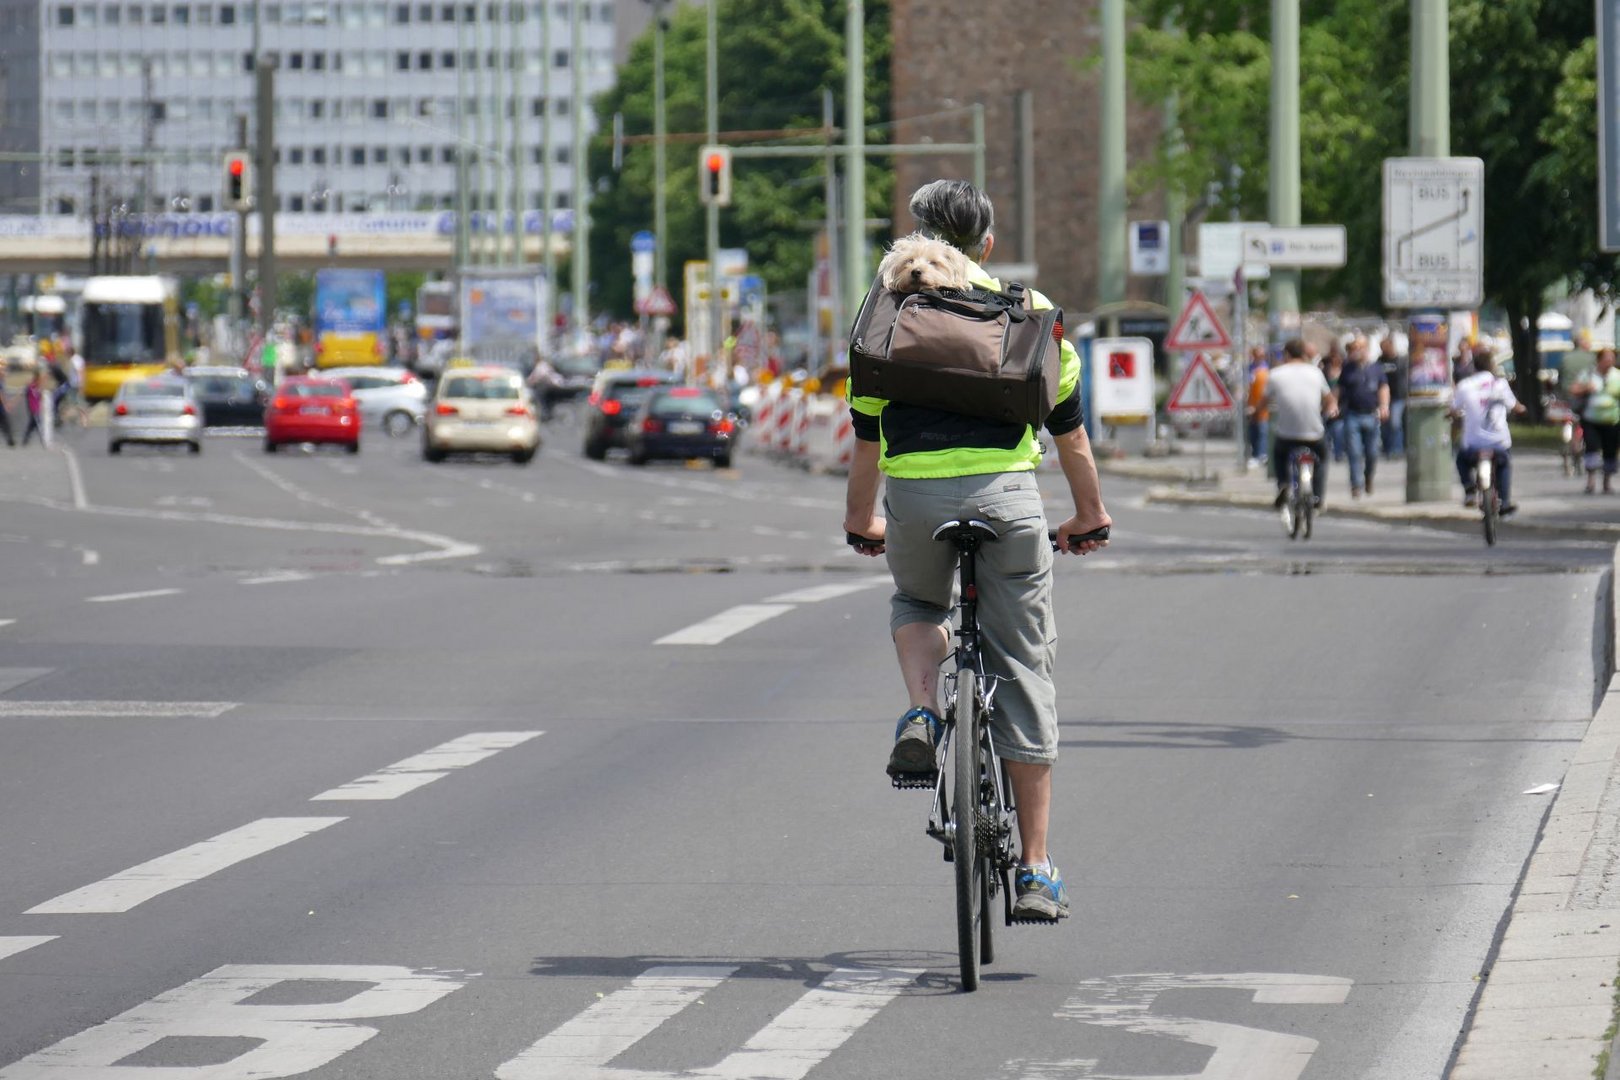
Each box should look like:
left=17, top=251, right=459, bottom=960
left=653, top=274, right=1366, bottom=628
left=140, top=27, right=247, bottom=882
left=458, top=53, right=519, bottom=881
left=1116, top=434, right=1620, bottom=1077
left=1110, top=437, right=1620, bottom=541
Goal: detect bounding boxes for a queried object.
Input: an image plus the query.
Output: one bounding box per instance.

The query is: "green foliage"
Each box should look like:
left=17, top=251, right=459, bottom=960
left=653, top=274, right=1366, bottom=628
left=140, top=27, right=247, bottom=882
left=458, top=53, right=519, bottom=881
left=277, top=272, right=315, bottom=319
left=386, top=271, right=427, bottom=320
left=586, top=0, right=892, bottom=321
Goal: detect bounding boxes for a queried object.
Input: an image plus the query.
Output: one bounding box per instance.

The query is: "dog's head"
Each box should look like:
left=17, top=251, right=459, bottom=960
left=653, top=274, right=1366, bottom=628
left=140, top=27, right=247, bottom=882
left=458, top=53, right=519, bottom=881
left=878, top=233, right=972, bottom=294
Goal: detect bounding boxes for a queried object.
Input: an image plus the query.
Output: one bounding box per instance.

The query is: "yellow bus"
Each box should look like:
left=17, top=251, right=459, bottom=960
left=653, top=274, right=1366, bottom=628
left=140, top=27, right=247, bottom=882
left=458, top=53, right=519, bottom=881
left=79, top=276, right=180, bottom=402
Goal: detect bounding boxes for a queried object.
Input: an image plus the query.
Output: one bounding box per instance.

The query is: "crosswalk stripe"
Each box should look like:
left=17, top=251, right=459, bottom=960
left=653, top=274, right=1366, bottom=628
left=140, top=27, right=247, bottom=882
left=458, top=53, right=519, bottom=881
left=24, top=817, right=345, bottom=914
left=655, top=604, right=794, bottom=646
left=0, top=937, right=55, bottom=961
left=310, top=732, right=543, bottom=801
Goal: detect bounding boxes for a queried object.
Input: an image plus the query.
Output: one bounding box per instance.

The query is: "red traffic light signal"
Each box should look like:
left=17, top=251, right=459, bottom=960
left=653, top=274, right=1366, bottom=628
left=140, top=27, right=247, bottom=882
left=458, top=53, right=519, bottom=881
left=222, top=151, right=253, bottom=210
left=698, top=144, right=732, bottom=207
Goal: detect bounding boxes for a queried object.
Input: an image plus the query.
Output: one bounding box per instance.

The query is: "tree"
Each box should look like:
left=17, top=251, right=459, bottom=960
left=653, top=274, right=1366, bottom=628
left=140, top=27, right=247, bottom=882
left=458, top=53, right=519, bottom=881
left=585, top=0, right=892, bottom=323
left=1452, top=0, right=1620, bottom=417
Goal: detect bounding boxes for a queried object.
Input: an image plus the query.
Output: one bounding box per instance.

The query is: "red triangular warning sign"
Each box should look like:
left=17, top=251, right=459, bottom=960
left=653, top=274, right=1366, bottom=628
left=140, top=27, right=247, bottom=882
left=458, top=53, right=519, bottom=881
left=635, top=286, right=678, bottom=317
left=1165, top=290, right=1232, bottom=352
left=1165, top=353, right=1235, bottom=413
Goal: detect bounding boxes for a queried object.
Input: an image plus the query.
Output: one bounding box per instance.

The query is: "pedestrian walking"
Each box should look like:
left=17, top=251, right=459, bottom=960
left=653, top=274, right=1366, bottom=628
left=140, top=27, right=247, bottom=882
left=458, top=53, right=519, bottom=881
left=1320, top=342, right=1347, bottom=461
left=1378, top=335, right=1407, bottom=457
left=1338, top=336, right=1389, bottom=497
left=1577, top=345, right=1620, bottom=494
left=1245, top=346, right=1270, bottom=470
left=0, top=384, right=16, bottom=446
left=21, top=370, right=50, bottom=447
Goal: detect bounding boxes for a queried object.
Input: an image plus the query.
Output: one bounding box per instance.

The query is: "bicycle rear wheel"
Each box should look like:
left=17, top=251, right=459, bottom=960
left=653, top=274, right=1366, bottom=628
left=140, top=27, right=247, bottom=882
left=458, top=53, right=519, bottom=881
left=952, top=665, right=982, bottom=992
left=1482, top=486, right=1498, bottom=546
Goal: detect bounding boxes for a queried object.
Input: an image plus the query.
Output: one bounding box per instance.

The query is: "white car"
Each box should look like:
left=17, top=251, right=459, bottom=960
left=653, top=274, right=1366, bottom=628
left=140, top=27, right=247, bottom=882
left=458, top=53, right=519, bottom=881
left=321, top=366, right=428, bottom=436
left=423, top=365, right=540, bottom=464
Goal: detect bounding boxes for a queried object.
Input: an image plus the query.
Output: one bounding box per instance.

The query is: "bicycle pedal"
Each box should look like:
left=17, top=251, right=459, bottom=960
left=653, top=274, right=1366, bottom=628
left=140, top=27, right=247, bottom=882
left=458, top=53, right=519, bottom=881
left=1008, top=915, right=1064, bottom=927
left=889, top=771, right=937, bottom=790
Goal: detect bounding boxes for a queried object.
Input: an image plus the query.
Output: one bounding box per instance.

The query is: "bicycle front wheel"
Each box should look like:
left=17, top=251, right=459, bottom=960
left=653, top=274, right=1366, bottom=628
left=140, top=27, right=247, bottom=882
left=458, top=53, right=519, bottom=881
left=952, top=665, right=982, bottom=992
left=1482, top=487, right=1498, bottom=546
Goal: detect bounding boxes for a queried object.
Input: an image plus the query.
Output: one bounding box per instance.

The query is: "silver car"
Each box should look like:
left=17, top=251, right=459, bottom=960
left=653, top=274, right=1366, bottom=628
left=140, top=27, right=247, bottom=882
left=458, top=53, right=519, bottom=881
left=322, top=366, right=429, bottom=436
left=108, top=376, right=203, bottom=455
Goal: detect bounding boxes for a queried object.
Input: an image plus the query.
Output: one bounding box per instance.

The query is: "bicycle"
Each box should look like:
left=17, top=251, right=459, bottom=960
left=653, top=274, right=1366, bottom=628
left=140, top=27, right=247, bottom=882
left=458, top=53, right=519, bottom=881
left=1279, top=444, right=1317, bottom=541
left=1468, top=448, right=1502, bottom=546
left=849, top=519, right=1109, bottom=991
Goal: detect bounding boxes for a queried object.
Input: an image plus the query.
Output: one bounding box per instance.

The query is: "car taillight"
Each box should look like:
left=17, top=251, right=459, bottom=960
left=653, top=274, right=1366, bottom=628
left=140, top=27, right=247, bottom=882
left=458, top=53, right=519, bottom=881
left=587, top=391, right=601, bottom=407
left=506, top=404, right=532, bottom=417
left=435, top=402, right=458, bottom=415
left=600, top=399, right=622, bottom=416
left=339, top=398, right=357, bottom=411
left=400, top=371, right=418, bottom=383
left=182, top=404, right=197, bottom=416
left=114, top=403, right=128, bottom=416
left=708, top=417, right=734, bottom=435
left=642, top=417, right=663, bottom=433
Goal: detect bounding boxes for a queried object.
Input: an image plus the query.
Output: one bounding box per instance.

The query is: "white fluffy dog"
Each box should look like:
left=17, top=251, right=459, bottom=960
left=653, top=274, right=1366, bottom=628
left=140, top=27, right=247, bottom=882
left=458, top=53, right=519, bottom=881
left=878, top=232, right=973, bottom=294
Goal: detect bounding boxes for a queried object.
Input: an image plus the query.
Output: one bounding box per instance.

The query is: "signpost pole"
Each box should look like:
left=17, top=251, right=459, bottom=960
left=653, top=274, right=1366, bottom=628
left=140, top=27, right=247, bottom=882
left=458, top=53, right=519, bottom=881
left=1234, top=269, right=1248, bottom=469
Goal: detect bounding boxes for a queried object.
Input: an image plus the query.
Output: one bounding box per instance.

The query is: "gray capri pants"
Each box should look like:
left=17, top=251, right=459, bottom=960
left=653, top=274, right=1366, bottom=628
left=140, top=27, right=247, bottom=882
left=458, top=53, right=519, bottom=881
left=883, top=471, right=1058, bottom=765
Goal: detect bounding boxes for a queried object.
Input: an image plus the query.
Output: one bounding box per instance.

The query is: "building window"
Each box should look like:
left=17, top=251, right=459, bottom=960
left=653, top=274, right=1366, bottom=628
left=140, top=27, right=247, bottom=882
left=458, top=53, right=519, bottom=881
left=289, top=194, right=305, bottom=211
left=56, top=5, right=74, bottom=25
left=552, top=49, right=567, bottom=69
left=370, top=98, right=387, bottom=118
left=150, top=4, right=166, bottom=22
left=289, top=146, right=305, bottom=164
left=312, top=146, right=327, bottom=164
left=220, top=2, right=235, bottom=21
left=440, top=145, right=454, bottom=163
left=392, top=1, right=407, bottom=20
left=288, top=51, right=304, bottom=69
left=311, top=51, right=326, bottom=70
left=370, top=146, right=385, bottom=163
left=197, top=4, right=212, bottom=23
left=439, top=50, right=454, bottom=69
left=173, top=3, right=188, bottom=22
left=553, top=95, right=568, bottom=115
left=554, top=145, right=569, bottom=164
left=394, top=51, right=409, bottom=71
left=55, top=197, right=76, bottom=215
left=128, top=4, right=143, bottom=21
left=350, top=146, right=364, bottom=164
left=79, top=4, right=97, bottom=25
left=416, top=145, right=431, bottom=163
left=416, top=2, right=429, bottom=18
left=310, top=98, right=325, bottom=118
left=416, top=50, right=430, bottom=70
left=554, top=191, right=569, bottom=209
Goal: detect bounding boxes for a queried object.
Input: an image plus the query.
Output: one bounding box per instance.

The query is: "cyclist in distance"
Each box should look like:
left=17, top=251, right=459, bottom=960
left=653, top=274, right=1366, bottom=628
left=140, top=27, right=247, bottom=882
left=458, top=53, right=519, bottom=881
left=1453, top=346, right=1525, bottom=514
left=843, top=179, right=1111, bottom=923
left=1266, top=338, right=1337, bottom=509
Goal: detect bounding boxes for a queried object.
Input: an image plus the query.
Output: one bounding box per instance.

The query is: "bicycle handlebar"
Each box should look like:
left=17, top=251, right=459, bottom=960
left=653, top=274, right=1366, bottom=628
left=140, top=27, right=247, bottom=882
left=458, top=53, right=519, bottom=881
left=1050, top=526, right=1110, bottom=551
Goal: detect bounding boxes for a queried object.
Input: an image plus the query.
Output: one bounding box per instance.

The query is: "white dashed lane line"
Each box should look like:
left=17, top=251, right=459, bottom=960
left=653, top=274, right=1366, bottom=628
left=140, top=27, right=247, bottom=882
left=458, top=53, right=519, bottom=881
left=25, top=818, right=347, bottom=914
left=310, top=732, right=542, bottom=800
left=85, top=589, right=182, bottom=604
left=0, top=620, right=13, bottom=629
left=656, top=576, right=889, bottom=646
left=0, top=701, right=237, bottom=718
left=239, top=571, right=315, bottom=586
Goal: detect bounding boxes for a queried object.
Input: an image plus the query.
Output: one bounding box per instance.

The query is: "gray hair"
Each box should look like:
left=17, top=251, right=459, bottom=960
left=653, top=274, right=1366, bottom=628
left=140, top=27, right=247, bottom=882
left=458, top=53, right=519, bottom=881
left=908, top=179, right=994, bottom=261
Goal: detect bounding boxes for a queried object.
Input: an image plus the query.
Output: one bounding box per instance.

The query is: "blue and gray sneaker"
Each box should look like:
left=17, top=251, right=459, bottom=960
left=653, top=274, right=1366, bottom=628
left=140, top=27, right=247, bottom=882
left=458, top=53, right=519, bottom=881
left=886, top=706, right=941, bottom=777
left=1012, top=861, right=1071, bottom=921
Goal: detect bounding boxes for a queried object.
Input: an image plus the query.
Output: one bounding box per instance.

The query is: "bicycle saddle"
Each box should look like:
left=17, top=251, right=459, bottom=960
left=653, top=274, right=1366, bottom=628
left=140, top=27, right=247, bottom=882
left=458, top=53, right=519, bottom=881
left=931, top=519, right=999, bottom=551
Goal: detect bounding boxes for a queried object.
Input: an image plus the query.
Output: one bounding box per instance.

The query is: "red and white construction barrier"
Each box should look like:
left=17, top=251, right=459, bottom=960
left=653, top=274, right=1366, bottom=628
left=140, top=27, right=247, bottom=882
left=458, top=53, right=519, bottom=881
left=747, top=381, right=783, bottom=455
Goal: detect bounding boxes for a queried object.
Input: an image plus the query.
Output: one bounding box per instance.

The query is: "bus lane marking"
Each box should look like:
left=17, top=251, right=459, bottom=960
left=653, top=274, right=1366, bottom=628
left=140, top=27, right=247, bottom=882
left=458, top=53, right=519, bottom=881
left=310, top=731, right=542, bottom=800
left=0, top=937, right=56, bottom=962
left=0, top=964, right=470, bottom=1079
left=25, top=817, right=345, bottom=914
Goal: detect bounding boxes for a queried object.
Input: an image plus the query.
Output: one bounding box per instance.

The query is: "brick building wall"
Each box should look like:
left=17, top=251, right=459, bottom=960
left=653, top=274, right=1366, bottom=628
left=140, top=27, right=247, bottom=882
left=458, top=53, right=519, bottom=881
left=890, top=0, right=1166, bottom=314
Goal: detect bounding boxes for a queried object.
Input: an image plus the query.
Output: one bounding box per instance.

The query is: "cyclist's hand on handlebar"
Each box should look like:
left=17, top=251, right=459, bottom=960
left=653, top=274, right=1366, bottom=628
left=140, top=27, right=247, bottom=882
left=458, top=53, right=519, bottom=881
left=1054, top=514, right=1112, bottom=555
left=844, top=515, right=886, bottom=556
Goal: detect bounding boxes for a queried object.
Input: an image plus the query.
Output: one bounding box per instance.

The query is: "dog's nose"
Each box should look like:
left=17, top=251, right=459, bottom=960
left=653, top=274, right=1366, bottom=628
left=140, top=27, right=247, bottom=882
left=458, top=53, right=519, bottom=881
left=910, top=268, right=922, bottom=280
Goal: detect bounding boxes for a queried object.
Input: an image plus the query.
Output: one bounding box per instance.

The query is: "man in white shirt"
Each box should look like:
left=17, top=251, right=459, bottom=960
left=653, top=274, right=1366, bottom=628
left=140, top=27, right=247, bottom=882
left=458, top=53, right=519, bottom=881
left=1453, top=349, right=1525, bottom=514
left=1264, top=338, right=1337, bottom=508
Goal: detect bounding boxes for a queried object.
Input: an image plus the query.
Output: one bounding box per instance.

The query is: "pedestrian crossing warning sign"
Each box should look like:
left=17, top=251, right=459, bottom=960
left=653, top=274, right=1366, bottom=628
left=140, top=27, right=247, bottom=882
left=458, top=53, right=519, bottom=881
left=1164, top=289, right=1232, bottom=351
left=1165, top=353, right=1235, bottom=413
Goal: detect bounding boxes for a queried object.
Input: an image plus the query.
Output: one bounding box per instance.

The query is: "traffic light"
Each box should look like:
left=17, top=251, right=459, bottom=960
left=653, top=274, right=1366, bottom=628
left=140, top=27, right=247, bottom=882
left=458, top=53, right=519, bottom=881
left=223, top=151, right=253, bottom=211
left=698, top=145, right=732, bottom=207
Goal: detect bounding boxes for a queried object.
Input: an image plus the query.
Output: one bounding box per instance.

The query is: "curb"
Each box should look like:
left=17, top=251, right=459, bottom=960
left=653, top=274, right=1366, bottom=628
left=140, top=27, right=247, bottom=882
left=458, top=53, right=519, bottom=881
left=1447, top=544, right=1620, bottom=1078
left=1143, top=485, right=1620, bottom=543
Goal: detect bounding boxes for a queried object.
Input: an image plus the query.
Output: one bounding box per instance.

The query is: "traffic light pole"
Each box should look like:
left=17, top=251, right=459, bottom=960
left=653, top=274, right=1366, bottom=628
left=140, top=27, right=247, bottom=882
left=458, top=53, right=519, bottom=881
left=705, top=0, right=722, bottom=383
left=254, top=57, right=276, bottom=342
left=229, top=114, right=248, bottom=351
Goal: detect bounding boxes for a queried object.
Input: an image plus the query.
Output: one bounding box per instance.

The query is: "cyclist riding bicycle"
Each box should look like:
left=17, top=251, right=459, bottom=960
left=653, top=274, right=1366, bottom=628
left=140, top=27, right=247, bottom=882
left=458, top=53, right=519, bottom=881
left=843, top=179, right=1111, bottom=923
left=1266, top=338, right=1336, bottom=509
left=1453, top=347, right=1525, bottom=514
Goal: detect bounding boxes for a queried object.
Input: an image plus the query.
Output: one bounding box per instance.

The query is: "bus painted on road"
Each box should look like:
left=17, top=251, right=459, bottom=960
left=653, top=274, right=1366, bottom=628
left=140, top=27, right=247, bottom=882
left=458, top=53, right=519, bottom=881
left=314, top=268, right=387, bottom=368
left=79, top=276, right=180, bottom=402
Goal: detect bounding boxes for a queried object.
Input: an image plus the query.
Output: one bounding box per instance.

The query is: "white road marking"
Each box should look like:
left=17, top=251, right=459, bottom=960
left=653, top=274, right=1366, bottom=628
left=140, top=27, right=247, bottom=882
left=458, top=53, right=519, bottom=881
left=765, top=577, right=889, bottom=604
left=0, top=936, right=55, bottom=962
left=25, top=817, right=345, bottom=914
left=0, top=700, right=236, bottom=718
left=655, top=604, right=795, bottom=646
left=0, top=620, right=13, bottom=629
left=496, top=965, right=735, bottom=1079
left=0, top=964, right=469, bottom=1078
left=240, top=571, right=315, bottom=585
left=1053, top=972, right=1353, bottom=1080
left=80, top=548, right=98, bottom=565
left=59, top=446, right=88, bottom=509
left=496, top=965, right=915, bottom=1080
left=85, top=588, right=182, bottom=603
left=311, top=731, right=543, bottom=800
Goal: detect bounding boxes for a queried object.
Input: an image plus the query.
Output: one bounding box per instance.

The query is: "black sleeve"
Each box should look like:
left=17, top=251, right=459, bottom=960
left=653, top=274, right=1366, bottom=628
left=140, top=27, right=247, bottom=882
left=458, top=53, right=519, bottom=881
left=850, top=407, right=881, bottom=442
left=1043, top=386, right=1084, bottom=437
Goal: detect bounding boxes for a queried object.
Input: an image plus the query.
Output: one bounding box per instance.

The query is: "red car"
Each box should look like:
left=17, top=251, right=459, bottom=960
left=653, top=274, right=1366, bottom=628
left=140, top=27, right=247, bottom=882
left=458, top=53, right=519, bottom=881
left=264, top=376, right=361, bottom=453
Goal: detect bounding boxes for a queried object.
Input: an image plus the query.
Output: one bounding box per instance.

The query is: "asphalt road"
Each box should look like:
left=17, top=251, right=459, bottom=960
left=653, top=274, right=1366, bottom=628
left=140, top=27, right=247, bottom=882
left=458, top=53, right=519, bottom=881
left=0, top=418, right=1610, bottom=1079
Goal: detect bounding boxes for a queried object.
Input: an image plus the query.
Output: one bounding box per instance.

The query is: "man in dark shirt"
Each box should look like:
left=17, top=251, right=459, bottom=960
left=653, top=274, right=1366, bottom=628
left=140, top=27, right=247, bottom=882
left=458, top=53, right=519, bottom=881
left=1338, top=336, right=1389, bottom=496
left=1378, top=335, right=1407, bottom=457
